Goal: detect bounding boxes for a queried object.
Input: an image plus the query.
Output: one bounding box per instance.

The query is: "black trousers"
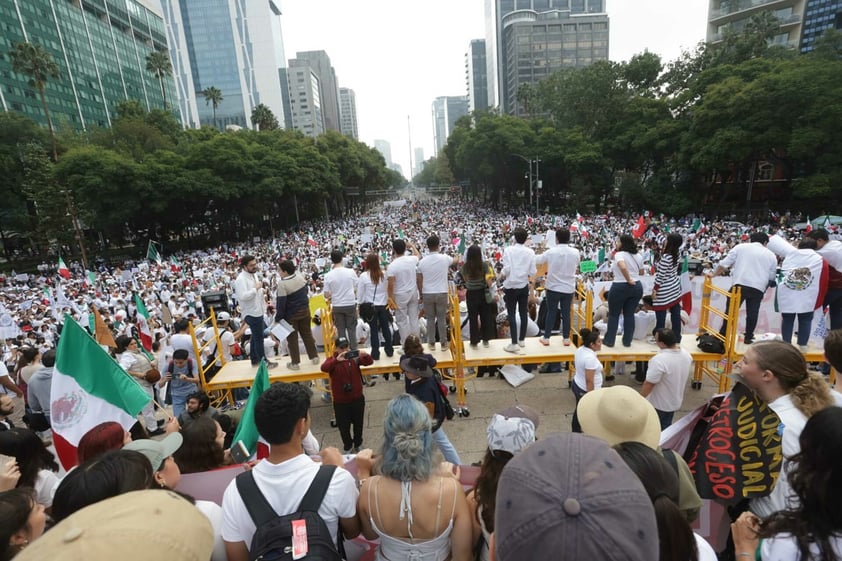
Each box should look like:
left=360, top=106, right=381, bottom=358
left=719, top=284, right=764, bottom=341
left=333, top=398, right=365, bottom=451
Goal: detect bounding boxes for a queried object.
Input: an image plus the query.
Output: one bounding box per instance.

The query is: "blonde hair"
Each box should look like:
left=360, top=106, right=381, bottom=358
left=751, top=341, right=833, bottom=417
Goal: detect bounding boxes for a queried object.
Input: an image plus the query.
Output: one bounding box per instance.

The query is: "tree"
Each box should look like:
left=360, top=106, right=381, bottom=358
left=145, top=49, right=173, bottom=109
left=250, top=104, right=278, bottom=131
left=9, top=42, right=61, bottom=162
left=202, top=86, right=224, bottom=128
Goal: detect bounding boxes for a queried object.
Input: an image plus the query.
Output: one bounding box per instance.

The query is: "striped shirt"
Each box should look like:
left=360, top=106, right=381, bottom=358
left=652, top=253, right=682, bottom=309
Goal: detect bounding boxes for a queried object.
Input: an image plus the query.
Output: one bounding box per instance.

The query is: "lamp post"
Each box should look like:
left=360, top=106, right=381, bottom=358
left=534, top=158, right=541, bottom=216
left=512, top=153, right=533, bottom=208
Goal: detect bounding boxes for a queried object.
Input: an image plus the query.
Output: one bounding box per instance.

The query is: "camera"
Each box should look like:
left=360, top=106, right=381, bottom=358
left=342, top=383, right=353, bottom=393
left=344, top=350, right=359, bottom=360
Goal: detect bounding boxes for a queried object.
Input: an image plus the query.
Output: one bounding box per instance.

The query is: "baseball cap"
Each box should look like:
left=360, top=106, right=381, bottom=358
left=577, top=385, right=661, bottom=449
left=123, top=432, right=183, bottom=471
left=494, top=433, right=658, bottom=561
left=487, top=413, right=536, bottom=456
left=335, top=336, right=350, bottom=348
left=16, top=490, right=213, bottom=561
left=217, top=311, right=231, bottom=321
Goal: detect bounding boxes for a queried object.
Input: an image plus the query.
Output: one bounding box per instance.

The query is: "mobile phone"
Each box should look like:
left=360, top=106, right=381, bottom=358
left=344, top=350, right=359, bottom=359
left=230, top=440, right=250, bottom=464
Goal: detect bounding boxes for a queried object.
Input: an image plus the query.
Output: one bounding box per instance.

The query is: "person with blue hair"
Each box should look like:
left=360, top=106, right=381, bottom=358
left=356, top=395, right=472, bottom=561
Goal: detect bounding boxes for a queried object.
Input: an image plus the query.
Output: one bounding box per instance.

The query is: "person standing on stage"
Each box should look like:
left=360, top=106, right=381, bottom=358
left=234, top=255, right=276, bottom=369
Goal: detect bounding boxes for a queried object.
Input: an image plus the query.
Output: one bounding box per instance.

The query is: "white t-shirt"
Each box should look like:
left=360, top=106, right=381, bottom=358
left=221, top=454, right=358, bottom=549
left=195, top=499, right=227, bottom=561
left=536, top=244, right=580, bottom=293
left=387, top=255, right=420, bottom=294
left=611, top=251, right=644, bottom=283
left=694, top=533, right=718, bottom=561
left=574, top=346, right=603, bottom=391
left=35, top=469, right=59, bottom=507
left=417, top=252, right=453, bottom=294
left=645, top=347, right=693, bottom=412
left=171, top=333, right=199, bottom=367
left=324, top=267, right=359, bottom=307
left=760, top=533, right=842, bottom=560
left=0, top=362, right=13, bottom=396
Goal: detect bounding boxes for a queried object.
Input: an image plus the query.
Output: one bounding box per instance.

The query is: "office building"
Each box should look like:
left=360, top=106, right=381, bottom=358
left=0, top=0, right=177, bottom=129
left=466, top=39, right=489, bottom=112
left=800, top=0, right=842, bottom=51
left=339, top=87, right=358, bottom=139
left=287, top=60, right=324, bottom=137
left=414, top=147, right=425, bottom=177
left=706, top=0, right=806, bottom=48
left=294, top=51, right=341, bottom=133
left=159, top=0, right=288, bottom=129
left=374, top=140, right=392, bottom=167
left=432, top=96, right=468, bottom=154
left=485, top=0, right=609, bottom=116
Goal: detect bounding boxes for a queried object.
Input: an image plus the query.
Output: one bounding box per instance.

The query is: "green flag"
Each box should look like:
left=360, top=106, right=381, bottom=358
left=231, top=361, right=271, bottom=456
left=597, top=247, right=606, bottom=265
left=457, top=236, right=466, bottom=256
left=147, top=241, right=162, bottom=265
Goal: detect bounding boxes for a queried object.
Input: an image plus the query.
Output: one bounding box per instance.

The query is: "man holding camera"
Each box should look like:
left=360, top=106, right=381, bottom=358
left=321, top=337, right=373, bottom=453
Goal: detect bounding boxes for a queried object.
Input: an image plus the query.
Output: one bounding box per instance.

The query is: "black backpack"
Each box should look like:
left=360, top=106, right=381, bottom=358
left=696, top=333, right=726, bottom=354
left=432, top=369, right=455, bottom=422
left=235, top=465, right=343, bottom=561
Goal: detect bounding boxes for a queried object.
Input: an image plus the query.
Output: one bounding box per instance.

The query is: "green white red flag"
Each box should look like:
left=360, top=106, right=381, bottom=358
left=134, top=293, right=153, bottom=351
left=50, top=315, right=150, bottom=470
left=58, top=257, right=71, bottom=279
left=231, top=361, right=270, bottom=459
left=680, top=256, right=692, bottom=315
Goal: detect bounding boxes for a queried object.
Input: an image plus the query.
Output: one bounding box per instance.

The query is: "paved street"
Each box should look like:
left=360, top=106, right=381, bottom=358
left=307, top=362, right=721, bottom=464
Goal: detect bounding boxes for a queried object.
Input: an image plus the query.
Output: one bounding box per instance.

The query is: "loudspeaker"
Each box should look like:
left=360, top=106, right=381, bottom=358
left=201, top=291, right=229, bottom=315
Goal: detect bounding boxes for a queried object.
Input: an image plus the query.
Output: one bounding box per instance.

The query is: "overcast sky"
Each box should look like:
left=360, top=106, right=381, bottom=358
left=280, top=0, right=709, bottom=178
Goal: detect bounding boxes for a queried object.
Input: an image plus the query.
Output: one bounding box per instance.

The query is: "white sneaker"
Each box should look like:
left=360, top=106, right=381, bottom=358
left=428, top=343, right=436, bottom=351
left=503, top=343, right=520, bottom=353
left=646, top=336, right=657, bottom=344
left=799, top=345, right=809, bottom=352
left=518, top=340, right=525, bottom=348
left=311, top=357, right=321, bottom=365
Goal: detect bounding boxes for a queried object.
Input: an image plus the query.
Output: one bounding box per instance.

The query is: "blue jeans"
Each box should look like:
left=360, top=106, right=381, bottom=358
left=571, top=381, right=587, bottom=433
left=655, top=303, right=683, bottom=343
left=604, top=282, right=643, bottom=347
left=244, top=315, right=266, bottom=364
left=719, top=285, right=764, bottom=342
left=432, top=427, right=461, bottom=465
left=543, top=290, right=573, bottom=340
left=656, top=409, right=675, bottom=430
left=504, top=286, right=530, bottom=344
left=781, top=311, right=814, bottom=346
left=824, top=287, right=842, bottom=330
left=368, top=305, right=394, bottom=360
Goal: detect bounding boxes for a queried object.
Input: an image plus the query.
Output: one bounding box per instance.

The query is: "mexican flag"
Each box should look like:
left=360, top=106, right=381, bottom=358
left=51, top=316, right=150, bottom=470
left=691, top=218, right=706, bottom=234
left=134, top=293, right=153, bottom=351
left=231, top=361, right=270, bottom=458
left=170, top=256, right=181, bottom=273
left=680, top=256, right=693, bottom=315
left=307, top=235, right=317, bottom=247
left=147, top=241, right=163, bottom=265
left=632, top=215, right=646, bottom=239
left=58, top=257, right=71, bottom=279
left=598, top=247, right=606, bottom=265
left=804, top=216, right=812, bottom=234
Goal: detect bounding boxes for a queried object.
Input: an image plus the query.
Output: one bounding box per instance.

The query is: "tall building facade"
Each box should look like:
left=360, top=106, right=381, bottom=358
left=338, top=87, right=358, bottom=139
left=485, top=0, right=609, bottom=116
left=287, top=60, right=324, bottom=137
left=294, top=51, right=341, bottom=133
left=374, top=140, right=392, bottom=167
left=413, top=147, right=425, bottom=177
left=465, top=39, right=489, bottom=113
left=800, top=0, right=842, bottom=51
left=159, top=0, right=288, bottom=130
left=0, top=0, right=178, bottom=129
left=706, top=0, right=806, bottom=48
left=432, top=96, right=468, bottom=154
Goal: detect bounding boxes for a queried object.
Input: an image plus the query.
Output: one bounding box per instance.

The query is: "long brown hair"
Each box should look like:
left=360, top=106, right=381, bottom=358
left=472, top=448, right=512, bottom=533
left=751, top=341, right=833, bottom=417
left=365, top=253, right=383, bottom=285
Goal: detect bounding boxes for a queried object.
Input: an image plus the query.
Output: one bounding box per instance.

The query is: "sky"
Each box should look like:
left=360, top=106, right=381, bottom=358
left=280, top=0, right=709, bottom=179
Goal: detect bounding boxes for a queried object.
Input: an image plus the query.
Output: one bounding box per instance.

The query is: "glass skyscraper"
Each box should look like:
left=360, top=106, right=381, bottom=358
left=485, top=0, right=609, bottom=116
left=800, top=0, right=842, bottom=51
left=0, top=0, right=178, bottom=129
left=159, top=0, right=289, bottom=130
